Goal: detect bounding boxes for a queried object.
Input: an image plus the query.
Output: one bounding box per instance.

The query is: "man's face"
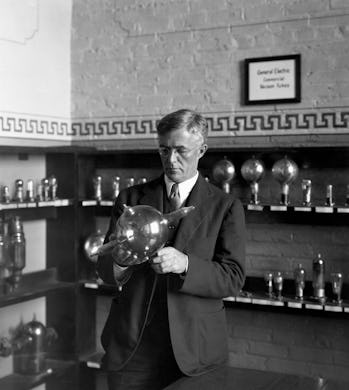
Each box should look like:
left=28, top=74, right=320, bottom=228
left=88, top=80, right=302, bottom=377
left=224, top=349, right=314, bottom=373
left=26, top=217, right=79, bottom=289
left=158, top=127, right=207, bottom=183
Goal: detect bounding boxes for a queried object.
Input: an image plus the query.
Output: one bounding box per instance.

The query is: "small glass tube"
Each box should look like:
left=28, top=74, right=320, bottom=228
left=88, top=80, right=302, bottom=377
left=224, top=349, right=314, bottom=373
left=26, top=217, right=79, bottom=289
left=312, top=253, right=325, bottom=301
left=2, top=186, right=10, bottom=203
left=48, top=175, right=58, bottom=200
left=301, top=179, right=312, bottom=206
left=7, top=216, right=26, bottom=289
left=111, top=176, right=120, bottom=200
left=126, top=177, right=135, bottom=188
left=294, top=264, right=306, bottom=300
left=325, top=184, right=334, bottom=206
left=331, top=272, right=343, bottom=304
left=138, top=177, right=147, bottom=185
left=273, top=271, right=283, bottom=299
left=41, top=178, right=50, bottom=201
left=26, top=180, right=35, bottom=202
left=264, top=271, right=274, bottom=298
left=93, top=175, right=102, bottom=201
left=14, top=180, right=24, bottom=203
left=36, top=183, right=43, bottom=202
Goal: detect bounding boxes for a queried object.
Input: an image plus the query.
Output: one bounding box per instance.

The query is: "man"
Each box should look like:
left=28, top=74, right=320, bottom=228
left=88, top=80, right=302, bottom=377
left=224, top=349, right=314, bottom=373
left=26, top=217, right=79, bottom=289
left=97, top=109, right=246, bottom=390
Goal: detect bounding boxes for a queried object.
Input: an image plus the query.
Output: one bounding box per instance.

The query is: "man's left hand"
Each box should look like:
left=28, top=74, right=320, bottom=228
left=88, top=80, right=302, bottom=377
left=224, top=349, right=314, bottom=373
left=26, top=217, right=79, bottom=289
left=151, top=247, right=188, bottom=274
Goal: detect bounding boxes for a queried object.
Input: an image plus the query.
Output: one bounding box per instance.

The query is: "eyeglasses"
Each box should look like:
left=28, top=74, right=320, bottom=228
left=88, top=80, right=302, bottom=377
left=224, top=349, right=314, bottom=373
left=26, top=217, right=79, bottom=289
left=158, top=145, right=202, bottom=158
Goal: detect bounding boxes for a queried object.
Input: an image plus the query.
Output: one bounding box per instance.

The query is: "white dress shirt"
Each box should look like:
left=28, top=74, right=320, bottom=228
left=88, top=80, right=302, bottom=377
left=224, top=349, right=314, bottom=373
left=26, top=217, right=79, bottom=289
left=164, top=171, right=199, bottom=206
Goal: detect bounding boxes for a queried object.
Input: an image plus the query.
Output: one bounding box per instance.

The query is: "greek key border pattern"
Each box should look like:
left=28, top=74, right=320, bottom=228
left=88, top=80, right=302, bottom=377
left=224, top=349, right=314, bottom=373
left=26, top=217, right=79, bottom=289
left=1, top=111, right=349, bottom=140
left=0, top=115, right=70, bottom=138
left=71, top=111, right=349, bottom=137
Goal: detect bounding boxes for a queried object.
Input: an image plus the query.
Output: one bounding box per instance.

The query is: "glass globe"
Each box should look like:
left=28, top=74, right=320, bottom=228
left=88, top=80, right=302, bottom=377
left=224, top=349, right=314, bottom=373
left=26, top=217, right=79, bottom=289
left=212, top=157, right=235, bottom=193
left=96, top=204, right=195, bottom=267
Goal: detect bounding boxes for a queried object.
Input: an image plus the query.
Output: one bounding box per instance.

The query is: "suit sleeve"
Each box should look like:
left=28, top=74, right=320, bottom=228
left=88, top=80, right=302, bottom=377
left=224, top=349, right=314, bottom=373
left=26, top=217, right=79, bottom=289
left=178, top=198, right=246, bottom=299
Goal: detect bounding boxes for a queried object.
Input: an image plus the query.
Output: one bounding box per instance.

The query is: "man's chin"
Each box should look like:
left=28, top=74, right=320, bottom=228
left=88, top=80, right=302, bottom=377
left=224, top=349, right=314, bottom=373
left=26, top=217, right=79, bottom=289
left=165, top=169, right=181, bottom=181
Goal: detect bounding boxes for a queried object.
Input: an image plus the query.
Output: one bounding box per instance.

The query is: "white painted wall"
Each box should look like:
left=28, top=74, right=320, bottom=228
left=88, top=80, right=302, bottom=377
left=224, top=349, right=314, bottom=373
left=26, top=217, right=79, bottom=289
left=0, top=0, right=72, bottom=118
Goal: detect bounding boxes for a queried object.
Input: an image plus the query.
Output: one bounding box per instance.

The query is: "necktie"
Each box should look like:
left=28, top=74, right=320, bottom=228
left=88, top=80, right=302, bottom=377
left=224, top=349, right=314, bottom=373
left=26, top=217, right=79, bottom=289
left=169, top=183, right=181, bottom=210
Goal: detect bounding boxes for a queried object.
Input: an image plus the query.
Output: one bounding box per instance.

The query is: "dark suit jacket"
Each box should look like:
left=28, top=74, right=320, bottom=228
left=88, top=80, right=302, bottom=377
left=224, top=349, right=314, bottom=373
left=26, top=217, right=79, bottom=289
left=97, top=174, right=246, bottom=376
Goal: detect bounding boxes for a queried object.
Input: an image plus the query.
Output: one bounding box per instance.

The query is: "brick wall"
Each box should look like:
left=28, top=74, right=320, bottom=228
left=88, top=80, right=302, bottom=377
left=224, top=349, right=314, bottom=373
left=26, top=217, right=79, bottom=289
left=73, top=0, right=349, bottom=382
left=227, top=307, right=349, bottom=382
left=71, top=0, right=349, bottom=116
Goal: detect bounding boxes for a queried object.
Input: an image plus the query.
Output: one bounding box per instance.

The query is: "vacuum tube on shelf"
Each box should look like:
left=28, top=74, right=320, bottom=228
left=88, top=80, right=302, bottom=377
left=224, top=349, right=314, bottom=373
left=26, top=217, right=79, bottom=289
left=241, top=156, right=265, bottom=205
left=325, top=184, right=335, bottom=206
left=0, top=315, right=57, bottom=375
left=272, top=156, right=299, bottom=205
left=1, top=186, right=11, bottom=203
left=111, top=176, right=120, bottom=200
left=126, top=177, right=135, bottom=188
left=0, top=217, right=8, bottom=292
left=312, top=253, right=325, bottom=302
left=138, top=177, right=147, bottom=185
left=93, top=175, right=103, bottom=201
left=294, top=263, right=306, bottom=300
left=36, top=182, right=43, bottom=202
left=273, top=271, right=284, bottom=300
left=301, top=179, right=312, bottom=206
left=331, top=272, right=343, bottom=304
left=48, top=175, right=58, bottom=200
left=212, top=157, right=235, bottom=194
left=7, top=216, right=26, bottom=290
left=26, top=179, right=35, bottom=202
left=13, top=179, right=24, bottom=203
left=41, top=178, right=50, bottom=201
left=264, top=271, right=274, bottom=299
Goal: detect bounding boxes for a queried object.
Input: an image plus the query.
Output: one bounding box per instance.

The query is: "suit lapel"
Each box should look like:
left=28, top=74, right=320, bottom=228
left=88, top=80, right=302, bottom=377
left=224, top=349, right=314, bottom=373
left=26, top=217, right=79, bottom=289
left=174, top=174, right=212, bottom=251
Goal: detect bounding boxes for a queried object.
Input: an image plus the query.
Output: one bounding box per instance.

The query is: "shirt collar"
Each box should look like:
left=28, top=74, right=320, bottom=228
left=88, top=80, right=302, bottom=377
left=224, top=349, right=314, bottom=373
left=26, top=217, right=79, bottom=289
left=164, top=172, right=199, bottom=203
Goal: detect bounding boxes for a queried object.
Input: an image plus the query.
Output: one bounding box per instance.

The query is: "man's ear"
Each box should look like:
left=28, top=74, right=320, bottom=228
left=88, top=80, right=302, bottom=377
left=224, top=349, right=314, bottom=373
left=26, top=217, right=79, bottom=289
left=198, top=144, right=208, bottom=158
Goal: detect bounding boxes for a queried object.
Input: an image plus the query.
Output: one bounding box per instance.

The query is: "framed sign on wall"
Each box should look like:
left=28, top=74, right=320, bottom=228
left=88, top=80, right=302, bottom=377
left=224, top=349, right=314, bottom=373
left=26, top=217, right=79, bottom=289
left=244, top=54, right=301, bottom=105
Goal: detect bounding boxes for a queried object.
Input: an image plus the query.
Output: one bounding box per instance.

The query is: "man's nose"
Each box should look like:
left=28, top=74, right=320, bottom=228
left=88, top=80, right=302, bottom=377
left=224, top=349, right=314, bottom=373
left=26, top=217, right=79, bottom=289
left=168, top=149, right=178, bottom=162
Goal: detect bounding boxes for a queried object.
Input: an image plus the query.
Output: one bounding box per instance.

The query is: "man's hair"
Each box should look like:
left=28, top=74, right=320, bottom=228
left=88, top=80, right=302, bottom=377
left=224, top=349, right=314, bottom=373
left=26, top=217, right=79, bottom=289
left=156, top=109, right=208, bottom=143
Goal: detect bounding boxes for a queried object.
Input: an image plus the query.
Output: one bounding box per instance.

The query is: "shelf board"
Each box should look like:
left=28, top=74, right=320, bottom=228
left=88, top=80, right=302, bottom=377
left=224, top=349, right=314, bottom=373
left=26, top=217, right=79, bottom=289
left=78, top=199, right=349, bottom=215
left=244, top=203, right=349, bottom=214
left=80, top=280, right=118, bottom=295
left=0, top=358, right=75, bottom=390
left=0, top=199, right=73, bottom=211
left=0, top=268, right=74, bottom=308
left=80, top=351, right=104, bottom=370
left=224, top=292, right=349, bottom=315
left=0, top=199, right=73, bottom=221
left=80, top=199, right=114, bottom=207
left=81, top=279, right=349, bottom=316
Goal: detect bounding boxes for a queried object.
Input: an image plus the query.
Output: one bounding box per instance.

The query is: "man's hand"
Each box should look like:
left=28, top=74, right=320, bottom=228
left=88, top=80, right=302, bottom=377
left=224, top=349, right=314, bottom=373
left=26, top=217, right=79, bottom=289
left=151, top=247, right=188, bottom=274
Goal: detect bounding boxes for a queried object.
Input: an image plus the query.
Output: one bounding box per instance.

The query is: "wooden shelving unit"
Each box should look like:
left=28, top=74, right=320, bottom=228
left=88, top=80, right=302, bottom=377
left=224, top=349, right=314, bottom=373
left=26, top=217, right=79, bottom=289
left=0, top=359, right=76, bottom=390
left=0, top=268, right=73, bottom=308
left=2, top=144, right=349, bottom=389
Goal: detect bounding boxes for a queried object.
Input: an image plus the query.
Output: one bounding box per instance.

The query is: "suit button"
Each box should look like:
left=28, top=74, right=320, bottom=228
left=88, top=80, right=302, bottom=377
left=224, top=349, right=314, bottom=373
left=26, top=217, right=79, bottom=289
left=169, top=224, right=175, bottom=230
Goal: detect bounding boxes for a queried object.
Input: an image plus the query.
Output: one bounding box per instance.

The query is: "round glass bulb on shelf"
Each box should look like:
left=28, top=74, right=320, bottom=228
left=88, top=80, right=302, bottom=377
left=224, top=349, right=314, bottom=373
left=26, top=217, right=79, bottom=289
left=271, top=156, right=299, bottom=205
left=241, top=156, right=265, bottom=204
left=212, top=157, right=235, bottom=194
